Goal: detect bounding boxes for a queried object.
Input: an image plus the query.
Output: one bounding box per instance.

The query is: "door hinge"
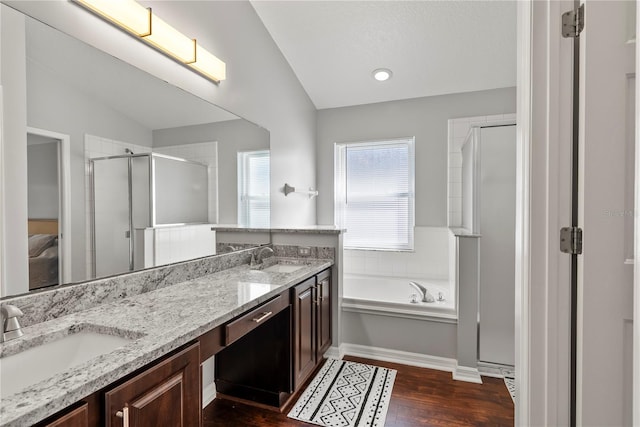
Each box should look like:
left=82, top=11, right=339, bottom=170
left=560, top=227, right=583, bottom=255
left=562, top=4, right=584, bottom=38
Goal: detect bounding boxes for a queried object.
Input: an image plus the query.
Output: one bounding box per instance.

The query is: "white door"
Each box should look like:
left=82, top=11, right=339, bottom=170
left=578, top=1, right=635, bottom=425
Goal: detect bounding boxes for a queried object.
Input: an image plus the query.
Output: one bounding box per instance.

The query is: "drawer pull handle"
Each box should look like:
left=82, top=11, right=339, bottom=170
left=116, top=407, right=129, bottom=427
left=252, top=311, right=273, bottom=323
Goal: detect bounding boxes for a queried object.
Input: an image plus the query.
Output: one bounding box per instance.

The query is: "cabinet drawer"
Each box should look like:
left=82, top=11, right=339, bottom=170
left=225, top=293, right=288, bottom=346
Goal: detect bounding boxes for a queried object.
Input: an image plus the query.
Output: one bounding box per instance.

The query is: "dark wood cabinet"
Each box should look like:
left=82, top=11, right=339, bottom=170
left=104, top=342, right=201, bottom=427
left=215, top=292, right=292, bottom=408
left=292, top=269, right=332, bottom=391
left=292, top=276, right=317, bottom=390
left=316, top=269, right=332, bottom=356
left=40, top=403, right=89, bottom=427
left=32, top=266, right=333, bottom=425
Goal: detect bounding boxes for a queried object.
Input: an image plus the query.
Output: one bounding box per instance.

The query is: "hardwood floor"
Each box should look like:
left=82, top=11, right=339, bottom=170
left=203, top=356, right=514, bottom=426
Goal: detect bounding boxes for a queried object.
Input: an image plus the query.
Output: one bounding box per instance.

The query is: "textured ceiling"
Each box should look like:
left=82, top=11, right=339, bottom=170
left=251, top=1, right=517, bottom=110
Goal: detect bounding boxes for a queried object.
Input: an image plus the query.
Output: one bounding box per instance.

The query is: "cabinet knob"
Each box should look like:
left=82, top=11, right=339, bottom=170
left=116, top=407, right=130, bottom=427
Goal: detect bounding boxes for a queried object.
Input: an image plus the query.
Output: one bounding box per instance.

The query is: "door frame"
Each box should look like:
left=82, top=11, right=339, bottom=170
left=519, top=1, right=640, bottom=425
left=26, top=126, right=72, bottom=284
left=515, top=2, right=532, bottom=423
left=516, top=0, right=575, bottom=425
left=0, top=85, right=5, bottom=296
left=634, top=3, right=640, bottom=424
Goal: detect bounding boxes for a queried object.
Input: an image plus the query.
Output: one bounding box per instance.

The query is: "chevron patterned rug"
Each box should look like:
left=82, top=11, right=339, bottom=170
left=288, top=358, right=396, bottom=427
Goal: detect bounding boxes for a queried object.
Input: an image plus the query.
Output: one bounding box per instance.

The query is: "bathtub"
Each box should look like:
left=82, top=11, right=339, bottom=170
left=342, top=274, right=457, bottom=321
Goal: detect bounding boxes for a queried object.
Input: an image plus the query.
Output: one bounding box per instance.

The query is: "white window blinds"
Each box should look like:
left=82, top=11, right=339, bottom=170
left=335, top=138, right=415, bottom=250
left=238, top=150, right=270, bottom=228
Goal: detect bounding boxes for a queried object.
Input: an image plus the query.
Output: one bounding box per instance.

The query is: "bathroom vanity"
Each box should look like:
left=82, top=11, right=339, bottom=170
left=0, top=255, right=333, bottom=427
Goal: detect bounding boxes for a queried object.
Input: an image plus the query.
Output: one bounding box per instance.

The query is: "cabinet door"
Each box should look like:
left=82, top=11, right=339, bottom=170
left=105, top=342, right=200, bottom=427
left=316, top=271, right=332, bottom=357
left=292, top=277, right=316, bottom=390
left=42, top=403, right=88, bottom=427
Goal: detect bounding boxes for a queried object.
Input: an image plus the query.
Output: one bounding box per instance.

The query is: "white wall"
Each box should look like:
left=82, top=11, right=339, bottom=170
left=26, top=140, right=58, bottom=219
left=5, top=0, right=317, bottom=228
left=153, top=142, right=218, bottom=224
left=1, top=6, right=28, bottom=296
left=316, top=88, right=516, bottom=226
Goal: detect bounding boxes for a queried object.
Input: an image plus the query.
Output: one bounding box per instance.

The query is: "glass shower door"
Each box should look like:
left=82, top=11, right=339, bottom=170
left=93, top=157, right=131, bottom=277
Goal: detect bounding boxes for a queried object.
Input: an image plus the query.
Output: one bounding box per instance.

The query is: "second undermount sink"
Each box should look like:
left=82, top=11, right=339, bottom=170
left=262, top=264, right=305, bottom=273
left=0, top=330, right=134, bottom=398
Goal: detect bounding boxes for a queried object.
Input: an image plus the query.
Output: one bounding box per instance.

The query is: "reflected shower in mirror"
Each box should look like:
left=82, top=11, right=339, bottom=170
left=2, top=6, right=270, bottom=297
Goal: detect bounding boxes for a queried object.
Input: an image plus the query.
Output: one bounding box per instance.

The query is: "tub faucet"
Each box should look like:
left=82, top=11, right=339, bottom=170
left=1, top=304, right=25, bottom=342
left=252, top=246, right=274, bottom=266
left=409, top=282, right=435, bottom=303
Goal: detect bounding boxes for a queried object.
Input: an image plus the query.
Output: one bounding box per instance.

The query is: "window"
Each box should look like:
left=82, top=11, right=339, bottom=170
left=335, top=138, right=415, bottom=250
left=238, top=150, right=270, bottom=227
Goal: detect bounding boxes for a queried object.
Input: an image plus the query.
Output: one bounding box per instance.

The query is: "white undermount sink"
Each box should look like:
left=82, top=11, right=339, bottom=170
left=0, top=331, right=133, bottom=398
left=262, top=264, right=305, bottom=273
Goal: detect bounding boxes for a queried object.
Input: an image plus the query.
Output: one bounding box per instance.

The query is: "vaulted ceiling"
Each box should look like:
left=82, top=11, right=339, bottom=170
left=251, top=1, right=517, bottom=110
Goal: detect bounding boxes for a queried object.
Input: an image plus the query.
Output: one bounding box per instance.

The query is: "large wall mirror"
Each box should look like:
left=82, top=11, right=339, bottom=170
left=1, top=5, right=271, bottom=298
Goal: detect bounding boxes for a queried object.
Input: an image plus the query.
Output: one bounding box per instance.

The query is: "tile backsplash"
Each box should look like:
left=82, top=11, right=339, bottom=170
left=343, top=227, right=449, bottom=280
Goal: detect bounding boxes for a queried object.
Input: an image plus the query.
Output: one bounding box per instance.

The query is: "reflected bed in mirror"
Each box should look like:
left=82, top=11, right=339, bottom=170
left=2, top=5, right=270, bottom=297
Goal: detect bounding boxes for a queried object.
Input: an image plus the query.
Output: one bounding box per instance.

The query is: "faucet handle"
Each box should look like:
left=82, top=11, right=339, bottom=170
left=2, top=304, right=24, bottom=319
left=2, top=304, right=24, bottom=340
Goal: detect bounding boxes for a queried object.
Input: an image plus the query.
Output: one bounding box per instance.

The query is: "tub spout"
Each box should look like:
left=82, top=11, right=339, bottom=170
left=409, top=281, right=435, bottom=303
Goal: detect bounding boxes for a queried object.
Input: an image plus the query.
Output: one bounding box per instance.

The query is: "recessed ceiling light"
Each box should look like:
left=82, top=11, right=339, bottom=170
left=372, top=68, right=392, bottom=82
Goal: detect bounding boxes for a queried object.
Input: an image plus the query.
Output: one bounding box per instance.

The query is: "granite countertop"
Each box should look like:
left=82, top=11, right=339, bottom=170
left=0, top=259, right=332, bottom=427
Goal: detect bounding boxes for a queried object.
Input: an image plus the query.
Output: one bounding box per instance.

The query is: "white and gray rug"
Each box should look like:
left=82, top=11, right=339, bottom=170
left=288, top=358, right=397, bottom=427
left=504, top=376, right=516, bottom=403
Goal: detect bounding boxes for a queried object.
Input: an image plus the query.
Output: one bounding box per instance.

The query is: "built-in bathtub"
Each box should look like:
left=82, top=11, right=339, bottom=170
left=342, top=274, right=457, bottom=321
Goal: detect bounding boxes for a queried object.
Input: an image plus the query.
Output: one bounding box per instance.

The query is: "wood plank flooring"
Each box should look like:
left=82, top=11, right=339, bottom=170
left=203, top=356, right=514, bottom=426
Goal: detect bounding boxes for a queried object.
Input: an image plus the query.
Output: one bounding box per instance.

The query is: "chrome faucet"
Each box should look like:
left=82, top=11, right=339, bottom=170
left=409, top=282, right=435, bottom=303
left=1, top=304, right=25, bottom=342
left=254, top=246, right=274, bottom=265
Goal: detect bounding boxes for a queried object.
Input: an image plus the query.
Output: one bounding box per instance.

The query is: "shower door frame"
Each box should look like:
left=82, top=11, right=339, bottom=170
left=465, top=123, right=517, bottom=369
left=90, top=153, right=153, bottom=276
left=91, top=152, right=210, bottom=275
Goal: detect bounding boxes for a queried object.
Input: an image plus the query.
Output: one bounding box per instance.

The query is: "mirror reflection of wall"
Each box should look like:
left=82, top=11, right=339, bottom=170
left=0, top=6, right=270, bottom=297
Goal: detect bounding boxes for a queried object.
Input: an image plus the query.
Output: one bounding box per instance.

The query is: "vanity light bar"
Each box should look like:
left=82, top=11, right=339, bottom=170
left=72, top=0, right=226, bottom=83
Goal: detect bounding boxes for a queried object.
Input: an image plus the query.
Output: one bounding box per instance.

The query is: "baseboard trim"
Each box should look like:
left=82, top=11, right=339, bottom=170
left=477, top=361, right=515, bottom=379
left=339, top=343, right=457, bottom=373
left=453, top=365, right=483, bottom=384
left=202, top=383, right=216, bottom=408
left=323, top=345, right=344, bottom=360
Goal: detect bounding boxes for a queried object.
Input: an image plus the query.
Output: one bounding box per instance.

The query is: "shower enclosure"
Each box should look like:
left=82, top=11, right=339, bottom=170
left=461, top=124, right=516, bottom=367
left=91, top=153, right=209, bottom=278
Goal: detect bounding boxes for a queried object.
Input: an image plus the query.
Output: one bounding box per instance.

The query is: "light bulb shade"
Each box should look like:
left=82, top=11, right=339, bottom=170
left=373, top=68, right=392, bottom=81
left=143, top=14, right=196, bottom=64
left=73, top=0, right=151, bottom=36
left=189, top=45, right=227, bottom=82
left=73, top=0, right=226, bottom=84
